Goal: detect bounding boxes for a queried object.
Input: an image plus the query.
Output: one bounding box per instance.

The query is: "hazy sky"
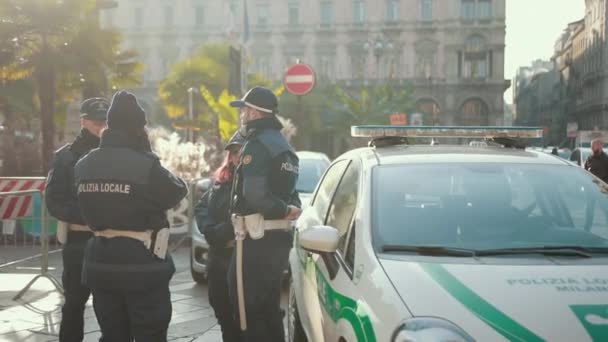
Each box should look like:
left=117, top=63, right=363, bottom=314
left=504, top=0, right=585, bottom=103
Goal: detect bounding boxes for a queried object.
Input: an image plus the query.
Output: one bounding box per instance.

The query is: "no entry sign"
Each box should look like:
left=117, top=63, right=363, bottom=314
left=284, top=64, right=315, bottom=96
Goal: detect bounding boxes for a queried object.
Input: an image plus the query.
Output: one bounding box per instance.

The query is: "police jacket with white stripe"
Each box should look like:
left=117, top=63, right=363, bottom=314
left=75, top=129, right=187, bottom=231
left=231, top=117, right=301, bottom=220
left=74, top=128, right=187, bottom=290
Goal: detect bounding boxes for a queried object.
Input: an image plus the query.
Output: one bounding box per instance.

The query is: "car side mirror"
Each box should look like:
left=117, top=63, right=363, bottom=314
left=299, top=225, right=341, bottom=280
left=299, top=225, right=340, bottom=254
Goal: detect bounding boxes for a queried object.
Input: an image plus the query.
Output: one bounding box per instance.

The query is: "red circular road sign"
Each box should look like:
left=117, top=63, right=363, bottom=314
left=284, top=64, right=315, bottom=96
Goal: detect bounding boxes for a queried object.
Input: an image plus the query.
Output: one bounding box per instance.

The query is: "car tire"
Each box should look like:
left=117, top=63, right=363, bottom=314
left=288, top=278, right=308, bottom=342
left=190, top=254, right=207, bottom=284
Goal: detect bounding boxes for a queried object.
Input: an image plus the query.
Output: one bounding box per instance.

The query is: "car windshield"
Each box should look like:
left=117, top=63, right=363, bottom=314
left=296, top=158, right=329, bottom=193
left=373, top=163, right=608, bottom=251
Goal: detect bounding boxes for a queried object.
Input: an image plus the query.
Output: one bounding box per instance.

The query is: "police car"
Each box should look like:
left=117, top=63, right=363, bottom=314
left=288, top=126, right=608, bottom=342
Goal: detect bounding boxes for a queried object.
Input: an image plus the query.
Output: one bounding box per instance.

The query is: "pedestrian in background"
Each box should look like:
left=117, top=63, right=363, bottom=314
left=45, top=97, right=108, bottom=342
left=74, top=91, right=187, bottom=341
left=194, top=131, right=245, bottom=342
left=585, top=138, right=608, bottom=183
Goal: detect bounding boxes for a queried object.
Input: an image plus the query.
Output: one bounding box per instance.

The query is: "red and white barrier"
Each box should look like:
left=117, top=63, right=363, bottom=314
left=0, top=179, right=45, bottom=220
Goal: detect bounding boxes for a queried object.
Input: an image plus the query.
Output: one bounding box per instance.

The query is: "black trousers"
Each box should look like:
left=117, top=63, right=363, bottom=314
left=208, top=248, right=241, bottom=342
left=228, top=231, right=292, bottom=342
left=59, top=260, right=90, bottom=342
left=92, top=285, right=171, bottom=342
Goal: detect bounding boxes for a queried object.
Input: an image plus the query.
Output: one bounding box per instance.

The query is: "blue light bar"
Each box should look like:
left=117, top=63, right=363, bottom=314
left=351, top=126, right=543, bottom=139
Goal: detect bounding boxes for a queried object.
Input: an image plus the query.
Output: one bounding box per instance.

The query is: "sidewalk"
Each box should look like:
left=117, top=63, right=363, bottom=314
left=0, top=247, right=223, bottom=342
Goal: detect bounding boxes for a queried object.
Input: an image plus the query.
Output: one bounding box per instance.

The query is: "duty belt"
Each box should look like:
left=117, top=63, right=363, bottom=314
left=93, top=228, right=170, bottom=259
left=56, top=221, right=92, bottom=244
left=69, top=224, right=92, bottom=232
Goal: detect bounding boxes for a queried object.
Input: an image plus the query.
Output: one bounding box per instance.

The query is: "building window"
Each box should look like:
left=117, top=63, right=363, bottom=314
left=353, top=0, right=366, bottom=24
left=320, top=1, right=333, bottom=26
left=415, top=40, right=437, bottom=78
left=195, top=6, right=204, bottom=26
left=420, top=0, right=433, bottom=21
left=461, top=99, right=489, bottom=126
left=255, top=56, right=272, bottom=78
left=134, top=7, right=143, bottom=28
left=463, top=35, right=488, bottom=79
left=319, top=54, right=336, bottom=79
left=351, top=53, right=366, bottom=79
left=386, top=0, right=399, bottom=21
left=257, top=4, right=270, bottom=27
left=164, top=7, right=173, bottom=27
left=461, top=0, right=475, bottom=19
left=288, top=1, right=299, bottom=25
left=478, top=0, right=492, bottom=18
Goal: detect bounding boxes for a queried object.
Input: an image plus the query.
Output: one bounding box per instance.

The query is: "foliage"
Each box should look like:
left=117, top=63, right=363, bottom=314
left=0, top=0, right=142, bottom=172
left=158, top=43, right=231, bottom=121
left=148, top=127, right=210, bottom=181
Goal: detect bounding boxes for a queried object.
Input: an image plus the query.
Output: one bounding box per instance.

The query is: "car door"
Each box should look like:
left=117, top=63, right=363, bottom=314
left=296, top=159, right=350, bottom=341
left=314, top=159, right=362, bottom=341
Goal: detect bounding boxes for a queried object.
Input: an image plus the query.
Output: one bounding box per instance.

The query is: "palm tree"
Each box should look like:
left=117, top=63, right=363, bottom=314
left=0, top=0, right=142, bottom=173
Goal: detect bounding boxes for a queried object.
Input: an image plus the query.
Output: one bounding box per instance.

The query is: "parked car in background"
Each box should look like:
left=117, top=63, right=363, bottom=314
left=569, top=147, right=593, bottom=167
left=296, top=151, right=331, bottom=209
left=190, top=177, right=213, bottom=283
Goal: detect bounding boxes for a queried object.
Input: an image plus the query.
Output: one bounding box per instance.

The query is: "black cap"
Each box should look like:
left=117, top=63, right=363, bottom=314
left=80, top=97, right=109, bottom=121
left=106, top=91, right=147, bottom=132
left=230, top=86, right=278, bottom=114
left=225, top=130, right=246, bottom=151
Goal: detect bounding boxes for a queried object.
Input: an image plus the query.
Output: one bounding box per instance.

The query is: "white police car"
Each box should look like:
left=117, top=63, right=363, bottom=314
left=288, top=126, right=608, bottom=342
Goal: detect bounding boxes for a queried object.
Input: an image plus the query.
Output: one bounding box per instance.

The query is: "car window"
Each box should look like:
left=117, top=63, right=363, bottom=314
left=325, top=160, right=360, bottom=253
left=372, top=163, right=608, bottom=250
left=296, top=158, right=330, bottom=193
left=344, top=225, right=356, bottom=269
left=311, top=160, right=349, bottom=221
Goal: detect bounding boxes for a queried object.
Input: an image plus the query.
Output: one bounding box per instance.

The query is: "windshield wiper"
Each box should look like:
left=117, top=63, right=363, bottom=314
left=475, top=246, right=596, bottom=258
left=381, top=245, right=477, bottom=257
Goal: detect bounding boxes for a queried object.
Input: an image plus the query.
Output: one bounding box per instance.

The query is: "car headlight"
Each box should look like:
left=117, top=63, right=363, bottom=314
left=392, top=317, right=474, bottom=342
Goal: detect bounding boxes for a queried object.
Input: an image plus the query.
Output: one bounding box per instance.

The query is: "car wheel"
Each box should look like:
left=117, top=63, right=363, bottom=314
left=190, top=253, right=207, bottom=284
left=288, top=277, right=308, bottom=342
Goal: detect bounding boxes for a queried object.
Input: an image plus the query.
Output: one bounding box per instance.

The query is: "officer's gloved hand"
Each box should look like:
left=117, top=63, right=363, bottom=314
left=285, top=205, right=302, bottom=220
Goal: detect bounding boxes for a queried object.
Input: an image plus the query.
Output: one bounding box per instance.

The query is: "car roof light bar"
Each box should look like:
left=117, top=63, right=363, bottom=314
left=351, top=126, right=543, bottom=139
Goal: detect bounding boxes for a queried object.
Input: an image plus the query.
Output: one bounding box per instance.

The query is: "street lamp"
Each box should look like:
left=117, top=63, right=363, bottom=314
left=187, top=87, right=197, bottom=142
left=363, top=35, right=394, bottom=80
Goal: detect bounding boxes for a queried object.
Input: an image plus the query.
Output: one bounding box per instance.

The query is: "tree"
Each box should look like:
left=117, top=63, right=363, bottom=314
left=158, top=44, right=231, bottom=124
left=0, top=80, right=36, bottom=175
left=0, top=0, right=142, bottom=172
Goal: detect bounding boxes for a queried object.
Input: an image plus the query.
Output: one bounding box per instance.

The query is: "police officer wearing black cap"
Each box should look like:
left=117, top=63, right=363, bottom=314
left=228, top=86, right=302, bottom=341
left=194, top=131, right=245, bottom=342
left=74, top=91, right=187, bottom=341
left=45, top=97, right=108, bottom=342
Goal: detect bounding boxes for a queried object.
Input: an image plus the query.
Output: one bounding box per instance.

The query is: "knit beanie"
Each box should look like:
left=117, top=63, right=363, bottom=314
left=106, top=90, right=147, bottom=132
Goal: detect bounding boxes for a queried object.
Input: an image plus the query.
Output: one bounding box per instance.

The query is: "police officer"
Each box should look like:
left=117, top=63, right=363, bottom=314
left=228, top=86, right=302, bottom=342
left=194, top=131, right=245, bottom=342
left=45, top=97, right=108, bottom=342
left=585, top=138, right=608, bottom=183
left=74, top=91, right=187, bottom=341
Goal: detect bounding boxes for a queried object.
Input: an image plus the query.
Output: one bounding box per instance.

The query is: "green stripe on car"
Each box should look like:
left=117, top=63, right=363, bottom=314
left=422, top=263, right=544, bottom=342
left=315, top=264, right=377, bottom=342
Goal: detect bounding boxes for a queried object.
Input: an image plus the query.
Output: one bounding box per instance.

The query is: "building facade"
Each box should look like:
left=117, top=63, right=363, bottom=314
left=101, top=0, right=508, bottom=126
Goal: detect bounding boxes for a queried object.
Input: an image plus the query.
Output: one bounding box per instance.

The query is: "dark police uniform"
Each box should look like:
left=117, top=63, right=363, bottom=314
left=45, top=97, right=108, bottom=342
left=74, top=91, right=187, bottom=342
left=194, top=131, right=244, bottom=342
left=585, top=151, right=608, bottom=183
left=229, top=87, right=301, bottom=342
left=195, top=182, right=240, bottom=342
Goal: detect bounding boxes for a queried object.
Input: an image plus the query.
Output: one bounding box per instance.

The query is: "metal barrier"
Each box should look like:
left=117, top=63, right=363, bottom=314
left=0, top=185, right=63, bottom=300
